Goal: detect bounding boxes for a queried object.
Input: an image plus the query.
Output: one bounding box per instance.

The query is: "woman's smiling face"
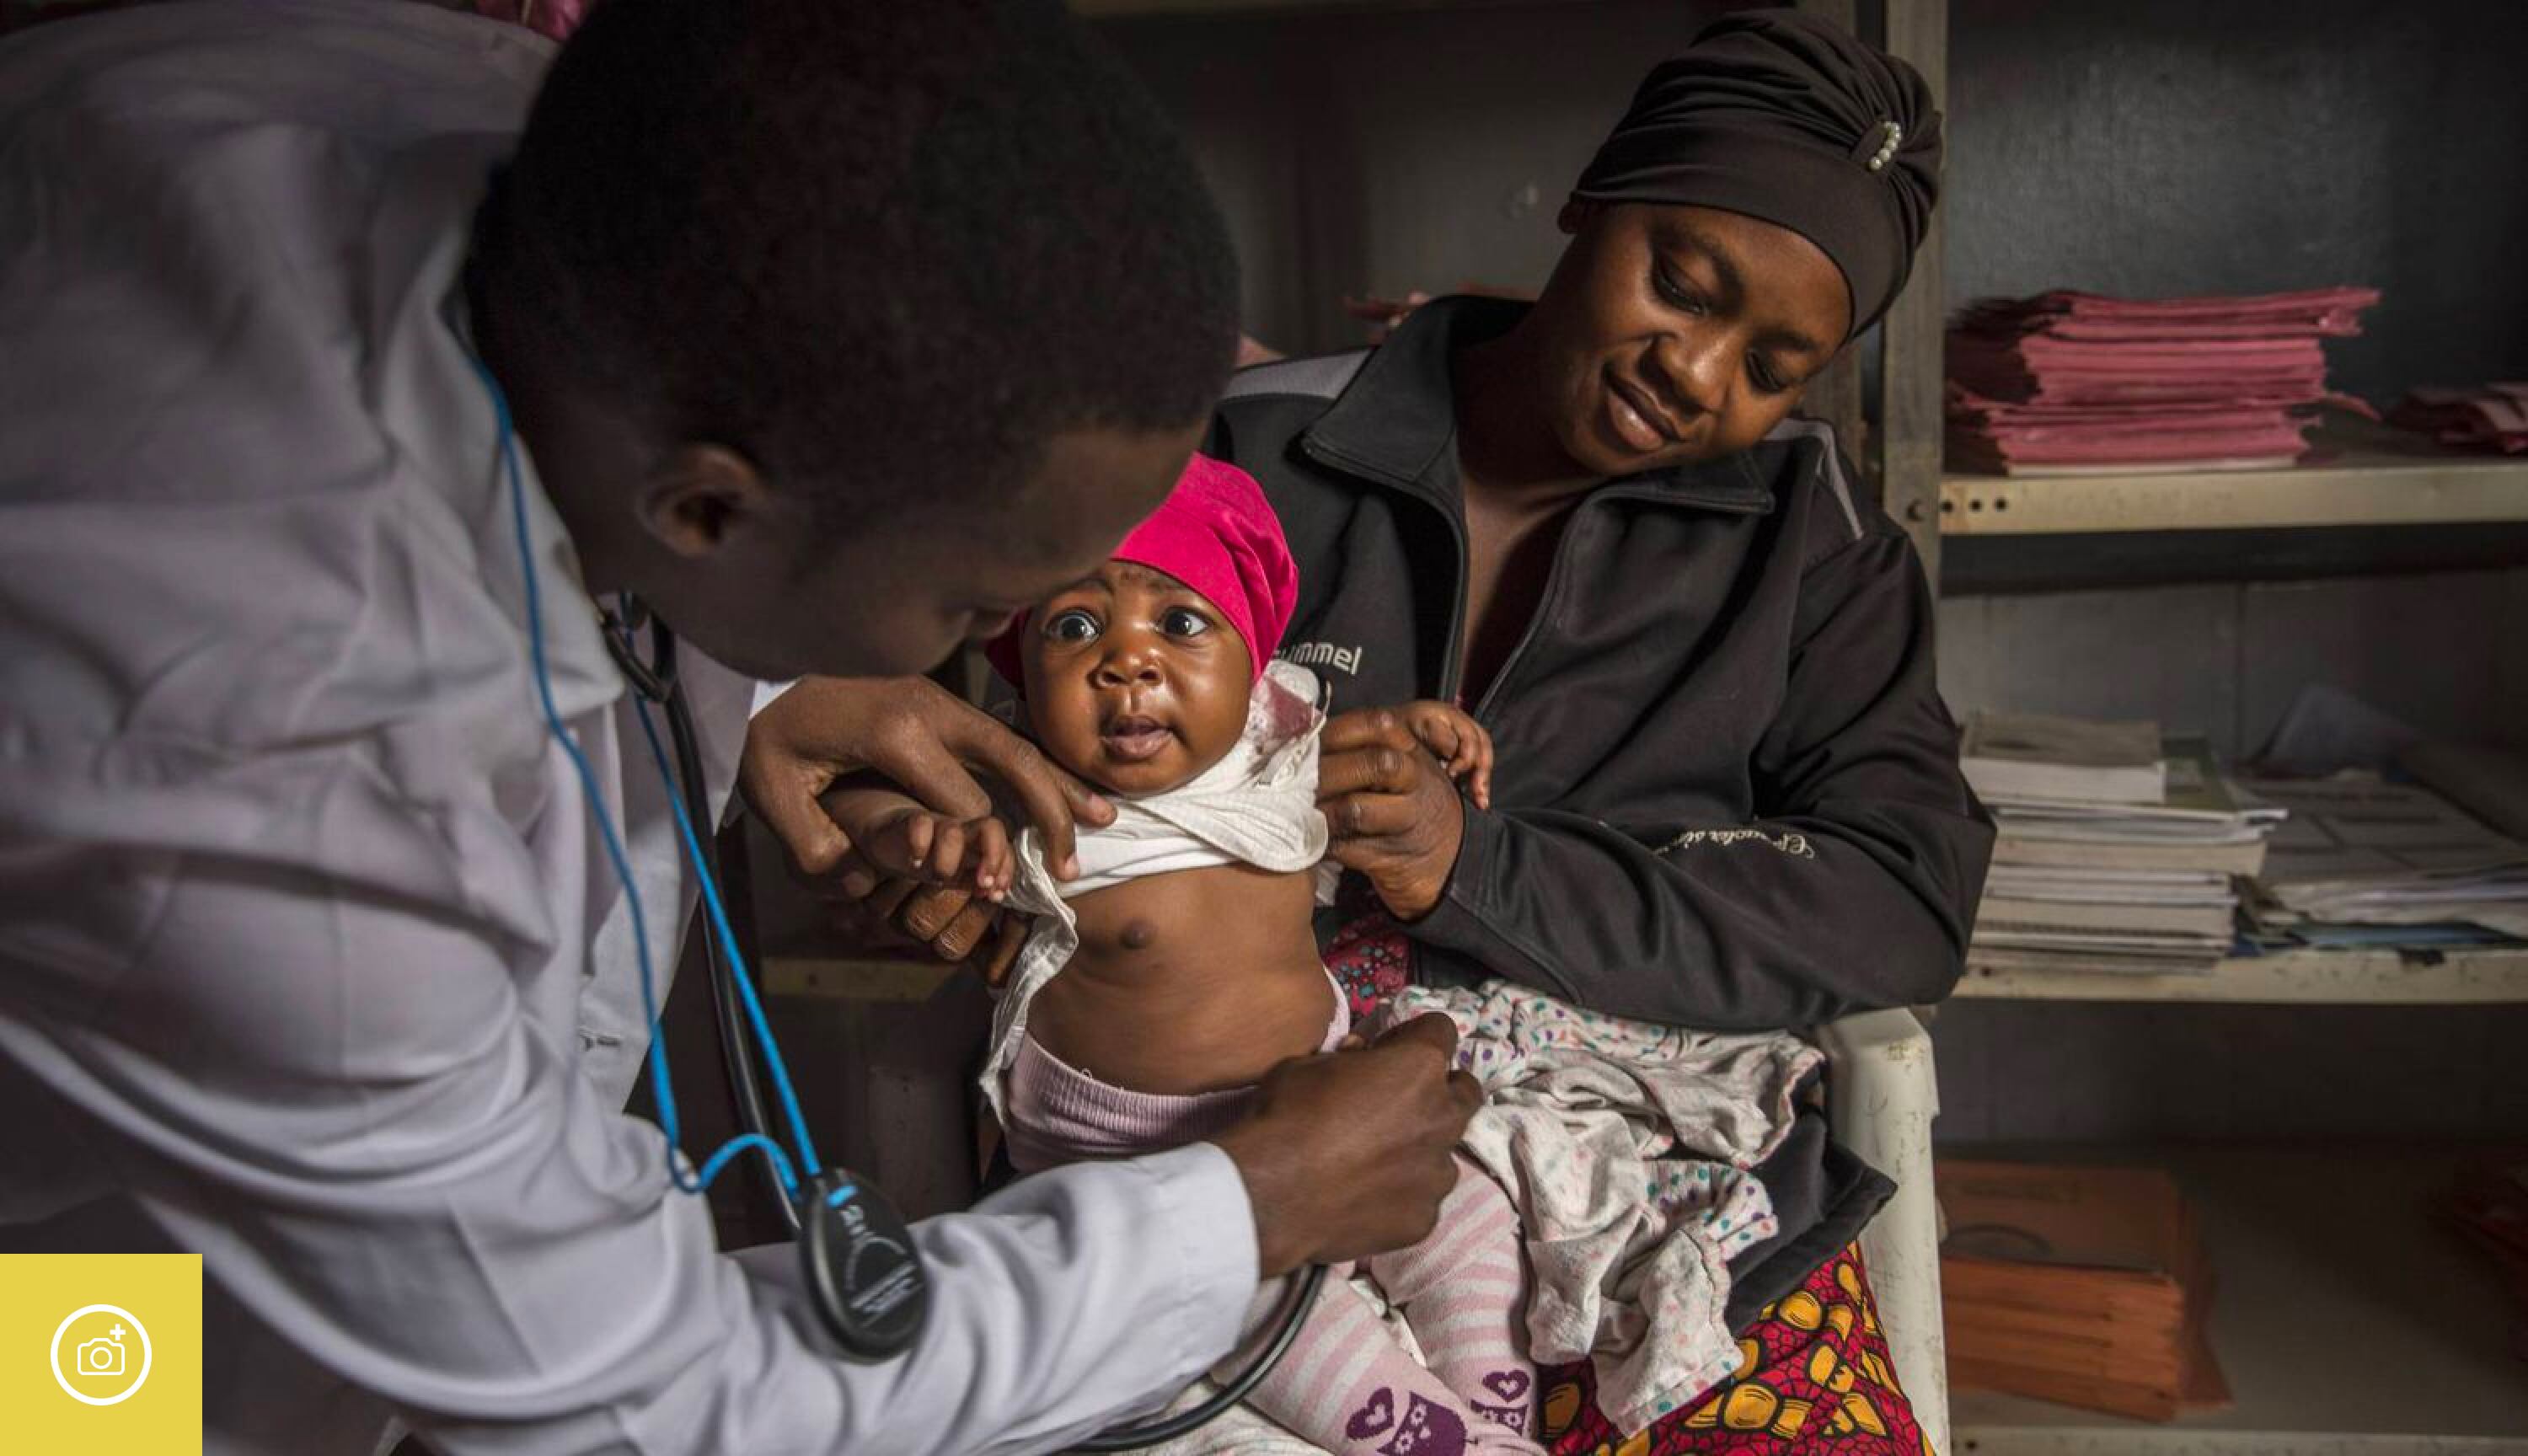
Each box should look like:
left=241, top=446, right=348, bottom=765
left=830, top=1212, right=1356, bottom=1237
left=1524, top=201, right=1852, bottom=477
left=1020, top=560, right=1253, bottom=796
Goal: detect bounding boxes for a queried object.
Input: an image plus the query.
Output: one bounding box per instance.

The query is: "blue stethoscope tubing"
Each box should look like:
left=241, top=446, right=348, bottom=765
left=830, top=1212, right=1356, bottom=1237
left=604, top=606, right=803, bottom=1234
left=467, top=352, right=1322, bottom=1448
left=469, top=351, right=816, bottom=1214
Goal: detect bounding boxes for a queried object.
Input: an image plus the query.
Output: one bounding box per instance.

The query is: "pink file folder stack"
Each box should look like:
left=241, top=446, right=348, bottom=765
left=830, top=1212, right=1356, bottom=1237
left=1946, top=287, right=2380, bottom=475
left=2390, top=383, right=2528, bottom=454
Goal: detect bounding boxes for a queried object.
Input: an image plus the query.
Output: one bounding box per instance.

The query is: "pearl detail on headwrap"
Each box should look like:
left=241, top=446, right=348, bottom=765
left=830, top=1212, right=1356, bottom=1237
left=1862, top=120, right=1904, bottom=174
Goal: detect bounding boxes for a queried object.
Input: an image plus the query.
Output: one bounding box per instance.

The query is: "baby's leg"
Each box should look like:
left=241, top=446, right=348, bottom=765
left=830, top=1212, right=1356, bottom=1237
left=1368, top=1156, right=1540, bottom=1443
left=1218, top=1272, right=1540, bottom=1456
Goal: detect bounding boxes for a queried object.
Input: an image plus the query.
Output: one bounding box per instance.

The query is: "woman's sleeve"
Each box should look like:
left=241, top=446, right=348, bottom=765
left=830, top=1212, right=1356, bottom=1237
left=1406, top=525, right=1993, bottom=1030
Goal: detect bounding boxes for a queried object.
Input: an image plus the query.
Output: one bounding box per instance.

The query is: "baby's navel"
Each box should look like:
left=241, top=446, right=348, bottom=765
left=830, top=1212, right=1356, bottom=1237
left=1119, top=919, right=1159, bottom=950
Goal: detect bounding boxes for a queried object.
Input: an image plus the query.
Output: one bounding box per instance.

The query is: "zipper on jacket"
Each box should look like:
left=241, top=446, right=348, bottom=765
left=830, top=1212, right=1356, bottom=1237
left=1298, top=431, right=1477, bottom=704
left=1469, top=504, right=1581, bottom=722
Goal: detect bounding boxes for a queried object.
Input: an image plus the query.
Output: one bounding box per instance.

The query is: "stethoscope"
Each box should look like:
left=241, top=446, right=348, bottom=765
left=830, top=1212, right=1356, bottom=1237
left=469, top=352, right=1321, bottom=1450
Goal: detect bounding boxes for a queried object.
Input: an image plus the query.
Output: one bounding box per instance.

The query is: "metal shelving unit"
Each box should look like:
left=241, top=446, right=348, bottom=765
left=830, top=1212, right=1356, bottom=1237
left=1885, top=11, right=2527, bottom=1456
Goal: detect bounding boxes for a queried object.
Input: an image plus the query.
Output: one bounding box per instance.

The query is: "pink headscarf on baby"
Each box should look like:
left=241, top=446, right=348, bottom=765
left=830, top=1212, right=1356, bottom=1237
left=988, top=453, right=1298, bottom=691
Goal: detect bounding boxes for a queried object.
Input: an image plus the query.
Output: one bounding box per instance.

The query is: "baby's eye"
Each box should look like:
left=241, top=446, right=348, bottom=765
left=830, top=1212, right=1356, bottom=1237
left=1160, top=608, right=1214, bottom=639
left=1043, top=609, right=1101, bottom=644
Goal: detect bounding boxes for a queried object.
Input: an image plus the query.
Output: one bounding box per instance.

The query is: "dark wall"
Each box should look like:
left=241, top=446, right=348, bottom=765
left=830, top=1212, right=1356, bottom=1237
left=1099, top=0, right=2528, bottom=404
left=1096, top=1, right=1715, bottom=356
left=1947, top=0, right=2528, bottom=404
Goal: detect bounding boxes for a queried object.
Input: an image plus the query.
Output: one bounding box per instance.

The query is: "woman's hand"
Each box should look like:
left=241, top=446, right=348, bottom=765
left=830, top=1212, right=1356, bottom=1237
left=1394, top=699, right=1494, bottom=809
left=740, top=675, right=1113, bottom=892
left=1316, top=707, right=1470, bottom=922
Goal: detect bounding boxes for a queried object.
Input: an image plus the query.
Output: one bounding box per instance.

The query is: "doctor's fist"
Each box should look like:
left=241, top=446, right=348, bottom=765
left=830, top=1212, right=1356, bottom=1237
left=1210, top=1013, right=1481, bottom=1277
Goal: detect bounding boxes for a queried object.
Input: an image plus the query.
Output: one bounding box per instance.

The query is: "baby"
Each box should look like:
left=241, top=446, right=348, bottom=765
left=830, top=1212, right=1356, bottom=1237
left=825, top=455, right=1540, bottom=1456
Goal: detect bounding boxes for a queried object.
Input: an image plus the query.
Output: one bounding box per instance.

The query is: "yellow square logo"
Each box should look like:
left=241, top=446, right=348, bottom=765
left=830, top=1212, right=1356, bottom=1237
left=0, top=1254, right=202, bottom=1454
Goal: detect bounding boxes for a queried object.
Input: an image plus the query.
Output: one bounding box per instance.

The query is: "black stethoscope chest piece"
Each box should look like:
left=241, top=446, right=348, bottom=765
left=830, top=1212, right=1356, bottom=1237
left=800, top=1169, right=929, bottom=1361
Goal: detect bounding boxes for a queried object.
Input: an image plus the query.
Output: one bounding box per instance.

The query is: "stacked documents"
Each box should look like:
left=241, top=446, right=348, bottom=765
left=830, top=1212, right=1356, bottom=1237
left=2240, top=774, right=2528, bottom=944
left=1946, top=287, right=2378, bottom=475
left=1941, top=1160, right=2228, bottom=1421
left=1967, top=716, right=2282, bottom=975
left=2389, top=383, right=2528, bottom=455
left=1961, top=711, right=2165, bottom=805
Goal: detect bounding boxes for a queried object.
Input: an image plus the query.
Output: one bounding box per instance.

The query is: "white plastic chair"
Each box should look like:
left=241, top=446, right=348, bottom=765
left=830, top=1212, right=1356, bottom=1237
left=1818, top=1007, right=1949, bottom=1456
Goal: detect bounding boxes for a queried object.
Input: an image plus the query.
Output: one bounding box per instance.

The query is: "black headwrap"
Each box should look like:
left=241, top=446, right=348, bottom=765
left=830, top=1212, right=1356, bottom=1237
left=1571, top=10, right=1942, bottom=338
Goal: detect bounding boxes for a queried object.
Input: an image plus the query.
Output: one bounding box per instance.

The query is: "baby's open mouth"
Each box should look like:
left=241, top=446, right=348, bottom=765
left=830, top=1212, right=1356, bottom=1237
left=1098, top=714, right=1174, bottom=763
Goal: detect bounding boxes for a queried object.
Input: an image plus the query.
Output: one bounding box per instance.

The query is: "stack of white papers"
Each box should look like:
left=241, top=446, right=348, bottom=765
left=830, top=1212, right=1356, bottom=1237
left=1963, top=711, right=2166, bottom=806
left=1971, top=734, right=2282, bottom=975
left=2242, top=776, right=2528, bottom=939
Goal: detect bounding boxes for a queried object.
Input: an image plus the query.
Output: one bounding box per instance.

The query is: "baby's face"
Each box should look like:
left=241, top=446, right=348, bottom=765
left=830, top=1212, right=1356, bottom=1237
left=1021, top=561, right=1253, bottom=796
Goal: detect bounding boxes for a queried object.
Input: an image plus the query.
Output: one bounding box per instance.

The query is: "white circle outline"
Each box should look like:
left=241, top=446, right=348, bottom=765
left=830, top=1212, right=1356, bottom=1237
left=48, top=1303, right=153, bottom=1406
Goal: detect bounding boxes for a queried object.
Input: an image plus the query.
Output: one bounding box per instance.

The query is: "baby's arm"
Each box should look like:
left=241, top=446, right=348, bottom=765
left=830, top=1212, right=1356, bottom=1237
left=818, top=784, right=1015, bottom=901
left=1394, top=701, right=1495, bottom=810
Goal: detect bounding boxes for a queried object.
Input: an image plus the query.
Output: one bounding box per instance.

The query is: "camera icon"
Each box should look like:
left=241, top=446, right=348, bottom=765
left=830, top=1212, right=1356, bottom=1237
left=50, top=1305, right=153, bottom=1406
left=76, top=1325, right=128, bottom=1378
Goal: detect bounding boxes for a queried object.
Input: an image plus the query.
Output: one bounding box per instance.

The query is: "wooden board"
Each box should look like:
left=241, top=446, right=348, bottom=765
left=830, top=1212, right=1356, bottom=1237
left=1940, top=449, right=2528, bottom=536
left=1952, top=948, right=2528, bottom=1004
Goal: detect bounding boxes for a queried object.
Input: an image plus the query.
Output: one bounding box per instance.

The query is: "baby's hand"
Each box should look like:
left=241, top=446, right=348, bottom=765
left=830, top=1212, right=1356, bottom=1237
left=830, top=795, right=1015, bottom=902
left=874, top=808, right=1013, bottom=900
left=1395, top=701, right=1495, bottom=810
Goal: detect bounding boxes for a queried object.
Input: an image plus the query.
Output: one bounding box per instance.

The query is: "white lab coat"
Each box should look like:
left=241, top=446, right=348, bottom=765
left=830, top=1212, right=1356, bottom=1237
left=0, top=4, right=1256, bottom=1453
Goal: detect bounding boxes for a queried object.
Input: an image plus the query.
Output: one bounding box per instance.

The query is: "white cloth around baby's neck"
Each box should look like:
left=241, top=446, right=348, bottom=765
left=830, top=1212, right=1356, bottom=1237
left=982, top=659, right=1331, bottom=1123
left=1047, top=658, right=1330, bottom=897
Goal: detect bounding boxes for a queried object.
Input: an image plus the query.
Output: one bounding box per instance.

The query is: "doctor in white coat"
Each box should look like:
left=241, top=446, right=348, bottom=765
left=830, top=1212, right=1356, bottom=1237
left=0, top=3, right=1477, bottom=1453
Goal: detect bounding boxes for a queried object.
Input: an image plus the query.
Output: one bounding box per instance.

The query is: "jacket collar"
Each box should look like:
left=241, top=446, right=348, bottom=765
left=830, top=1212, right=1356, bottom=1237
left=1300, top=294, right=1778, bottom=516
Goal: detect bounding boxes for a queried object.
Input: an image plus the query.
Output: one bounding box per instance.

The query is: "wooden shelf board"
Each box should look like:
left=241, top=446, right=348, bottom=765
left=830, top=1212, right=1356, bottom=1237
left=1940, top=447, right=2528, bottom=537
left=1953, top=948, right=2528, bottom=1004
left=1948, top=1143, right=2528, bottom=1456
left=763, top=953, right=967, bottom=1004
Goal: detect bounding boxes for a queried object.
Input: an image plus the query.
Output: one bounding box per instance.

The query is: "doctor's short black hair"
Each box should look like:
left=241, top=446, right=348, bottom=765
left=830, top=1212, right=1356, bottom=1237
left=483, top=0, right=1239, bottom=527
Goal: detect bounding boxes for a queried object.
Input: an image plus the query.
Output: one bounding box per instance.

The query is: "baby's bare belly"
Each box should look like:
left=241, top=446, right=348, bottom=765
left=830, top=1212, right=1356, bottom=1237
left=1025, top=862, right=1335, bottom=1095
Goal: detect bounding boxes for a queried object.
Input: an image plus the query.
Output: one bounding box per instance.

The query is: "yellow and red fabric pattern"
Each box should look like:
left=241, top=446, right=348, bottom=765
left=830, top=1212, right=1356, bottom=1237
left=1541, top=1244, right=1925, bottom=1456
